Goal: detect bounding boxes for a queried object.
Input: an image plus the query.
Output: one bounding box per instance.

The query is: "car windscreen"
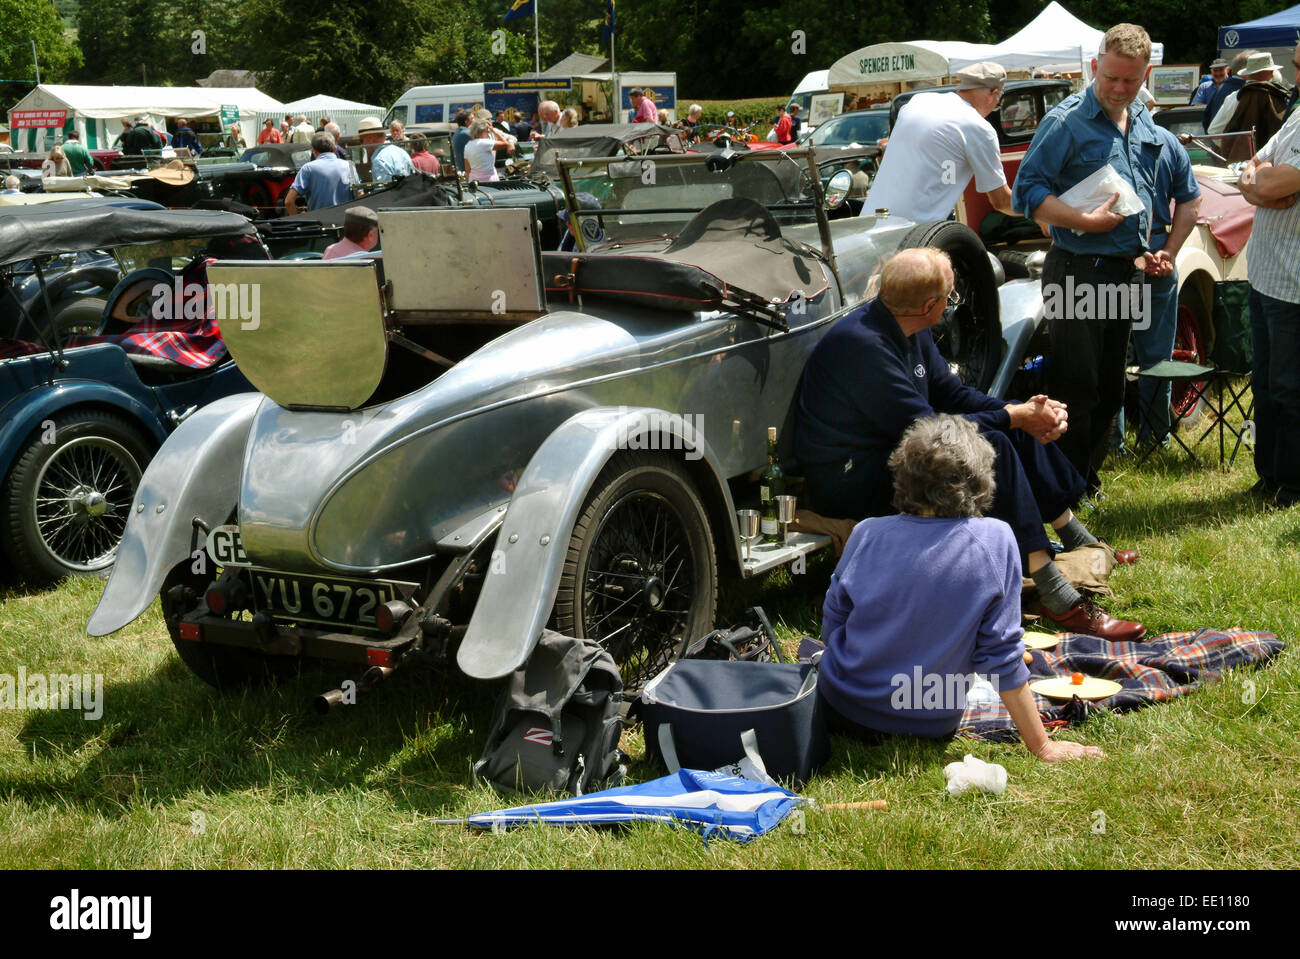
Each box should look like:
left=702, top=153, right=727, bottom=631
left=810, top=113, right=889, bottom=147
left=560, top=151, right=817, bottom=246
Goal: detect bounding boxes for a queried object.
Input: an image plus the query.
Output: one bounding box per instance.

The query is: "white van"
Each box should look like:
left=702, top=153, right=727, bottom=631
left=786, top=70, right=830, bottom=125
left=384, top=84, right=491, bottom=127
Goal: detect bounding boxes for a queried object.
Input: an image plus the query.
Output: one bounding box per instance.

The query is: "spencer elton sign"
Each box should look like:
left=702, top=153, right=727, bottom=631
left=829, top=41, right=954, bottom=86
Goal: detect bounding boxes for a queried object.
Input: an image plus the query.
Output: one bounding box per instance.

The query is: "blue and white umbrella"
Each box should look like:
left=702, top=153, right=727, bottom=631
left=453, top=769, right=806, bottom=842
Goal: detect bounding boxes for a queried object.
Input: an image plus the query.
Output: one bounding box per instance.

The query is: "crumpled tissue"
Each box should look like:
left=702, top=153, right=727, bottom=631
left=944, top=754, right=1007, bottom=796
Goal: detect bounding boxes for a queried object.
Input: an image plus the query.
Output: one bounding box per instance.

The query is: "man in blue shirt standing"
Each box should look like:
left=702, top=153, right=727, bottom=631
left=1190, top=58, right=1229, bottom=106
left=1012, top=22, right=1163, bottom=494
left=452, top=110, right=473, bottom=171
left=283, top=132, right=358, bottom=214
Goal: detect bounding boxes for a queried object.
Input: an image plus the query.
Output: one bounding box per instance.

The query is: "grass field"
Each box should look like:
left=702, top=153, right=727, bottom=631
left=0, top=428, right=1296, bottom=869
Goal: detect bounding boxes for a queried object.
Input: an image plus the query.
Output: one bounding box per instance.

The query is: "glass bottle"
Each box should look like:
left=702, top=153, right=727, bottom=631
left=760, top=426, right=785, bottom=545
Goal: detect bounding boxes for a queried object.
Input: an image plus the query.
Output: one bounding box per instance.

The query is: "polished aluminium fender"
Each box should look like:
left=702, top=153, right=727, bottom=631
left=989, top=278, right=1045, bottom=400
left=457, top=405, right=736, bottom=681
left=86, top=392, right=263, bottom=636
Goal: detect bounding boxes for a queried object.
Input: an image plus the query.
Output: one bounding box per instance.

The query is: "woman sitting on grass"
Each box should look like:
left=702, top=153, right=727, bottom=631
left=818, top=414, right=1105, bottom=762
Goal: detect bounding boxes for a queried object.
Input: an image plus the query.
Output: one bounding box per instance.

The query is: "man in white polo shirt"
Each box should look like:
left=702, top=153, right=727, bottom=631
left=860, top=61, right=1015, bottom=222
left=1237, top=41, right=1300, bottom=508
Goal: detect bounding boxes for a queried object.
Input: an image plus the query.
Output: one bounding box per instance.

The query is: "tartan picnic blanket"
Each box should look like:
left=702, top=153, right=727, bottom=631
left=956, top=628, right=1285, bottom=742
left=1, top=256, right=226, bottom=370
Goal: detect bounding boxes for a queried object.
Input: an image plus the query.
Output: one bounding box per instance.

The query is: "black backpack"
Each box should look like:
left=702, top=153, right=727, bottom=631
left=475, top=630, right=626, bottom=796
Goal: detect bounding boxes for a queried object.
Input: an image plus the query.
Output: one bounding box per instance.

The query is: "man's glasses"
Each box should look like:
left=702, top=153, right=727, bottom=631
left=946, top=287, right=962, bottom=308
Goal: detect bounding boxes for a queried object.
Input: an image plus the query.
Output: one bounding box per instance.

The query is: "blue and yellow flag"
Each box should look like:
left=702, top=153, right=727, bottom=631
left=602, top=0, right=615, bottom=41
left=505, top=0, right=534, bottom=21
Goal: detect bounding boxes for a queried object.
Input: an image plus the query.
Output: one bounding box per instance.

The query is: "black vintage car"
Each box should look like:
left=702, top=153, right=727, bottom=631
left=889, top=78, right=1073, bottom=146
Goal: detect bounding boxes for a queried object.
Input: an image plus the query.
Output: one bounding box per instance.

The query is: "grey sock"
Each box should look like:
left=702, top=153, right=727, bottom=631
left=1056, top=516, right=1098, bottom=553
left=1032, top=561, right=1083, bottom=615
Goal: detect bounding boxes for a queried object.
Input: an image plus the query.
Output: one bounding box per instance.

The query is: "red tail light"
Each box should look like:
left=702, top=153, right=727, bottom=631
left=178, top=622, right=203, bottom=642
left=366, top=648, right=392, bottom=667
left=204, top=587, right=227, bottom=614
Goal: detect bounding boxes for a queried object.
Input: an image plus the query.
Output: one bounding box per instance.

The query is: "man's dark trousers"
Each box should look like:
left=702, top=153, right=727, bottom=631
left=1249, top=288, right=1300, bottom=499
left=805, top=427, right=1085, bottom=565
left=1042, top=247, right=1146, bottom=489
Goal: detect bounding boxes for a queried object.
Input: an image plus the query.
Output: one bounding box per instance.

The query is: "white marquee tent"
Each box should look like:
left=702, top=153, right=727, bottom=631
left=7, top=84, right=286, bottom=152
left=828, top=3, right=1164, bottom=93
left=271, top=94, right=386, bottom=138
left=974, top=2, right=1164, bottom=75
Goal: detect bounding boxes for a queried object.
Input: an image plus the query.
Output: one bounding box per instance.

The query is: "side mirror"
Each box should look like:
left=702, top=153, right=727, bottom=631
left=824, top=169, right=852, bottom=210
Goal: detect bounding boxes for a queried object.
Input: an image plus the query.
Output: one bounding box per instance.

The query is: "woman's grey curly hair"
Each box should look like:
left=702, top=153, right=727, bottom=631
left=889, top=414, right=996, bottom=518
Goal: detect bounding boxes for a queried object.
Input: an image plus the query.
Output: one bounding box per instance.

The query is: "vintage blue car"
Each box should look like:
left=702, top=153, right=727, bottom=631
left=1, top=200, right=260, bottom=583
left=87, top=146, right=1043, bottom=701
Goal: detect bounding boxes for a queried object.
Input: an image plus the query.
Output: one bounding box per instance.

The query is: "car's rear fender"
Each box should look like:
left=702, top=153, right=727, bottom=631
left=989, top=278, right=1044, bottom=400
left=457, top=405, right=736, bottom=681
left=86, top=392, right=263, bottom=636
left=0, top=379, right=169, bottom=480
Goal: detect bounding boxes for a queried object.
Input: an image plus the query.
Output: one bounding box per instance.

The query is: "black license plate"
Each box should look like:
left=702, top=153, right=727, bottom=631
left=248, top=570, right=414, bottom=631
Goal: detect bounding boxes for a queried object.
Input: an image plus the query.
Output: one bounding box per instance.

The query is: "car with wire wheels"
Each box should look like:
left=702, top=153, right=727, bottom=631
left=0, top=201, right=260, bottom=584
left=86, top=146, right=1047, bottom=705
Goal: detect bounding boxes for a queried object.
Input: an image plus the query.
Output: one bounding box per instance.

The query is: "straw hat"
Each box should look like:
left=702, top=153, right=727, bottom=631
left=1243, top=52, right=1278, bottom=77
left=145, top=158, right=195, bottom=186
left=356, top=116, right=385, bottom=135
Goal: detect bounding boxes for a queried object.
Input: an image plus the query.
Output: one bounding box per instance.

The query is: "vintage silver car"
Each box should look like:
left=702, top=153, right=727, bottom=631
left=87, top=146, right=1043, bottom=699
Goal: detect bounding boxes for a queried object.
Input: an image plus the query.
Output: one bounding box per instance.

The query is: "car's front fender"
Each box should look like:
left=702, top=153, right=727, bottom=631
left=86, top=392, right=263, bottom=636
left=0, top=377, right=170, bottom=479
left=457, top=406, right=735, bottom=681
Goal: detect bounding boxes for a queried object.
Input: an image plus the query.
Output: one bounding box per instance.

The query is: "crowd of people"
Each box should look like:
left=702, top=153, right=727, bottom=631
left=802, top=21, right=1300, bottom=759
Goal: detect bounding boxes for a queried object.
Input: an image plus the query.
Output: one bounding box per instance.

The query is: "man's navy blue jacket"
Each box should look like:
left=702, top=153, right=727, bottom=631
left=795, top=297, right=1009, bottom=473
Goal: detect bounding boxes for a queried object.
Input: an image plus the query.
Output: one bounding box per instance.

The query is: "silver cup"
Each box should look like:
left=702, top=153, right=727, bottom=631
left=775, top=495, right=796, bottom=544
left=736, top=509, right=760, bottom=563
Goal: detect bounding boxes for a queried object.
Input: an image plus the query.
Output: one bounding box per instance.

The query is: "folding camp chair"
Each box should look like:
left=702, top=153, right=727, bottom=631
left=1135, top=280, right=1253, bottom=469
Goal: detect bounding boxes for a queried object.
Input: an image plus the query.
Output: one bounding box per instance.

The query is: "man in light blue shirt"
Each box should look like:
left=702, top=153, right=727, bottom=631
left=1190, top=59, right=1229, bottom=105
left=283, top=132, right=358, bottom=214
left=1012, top=22, right=1164, bottom=492
left=357, top=115, right=413, bottom=184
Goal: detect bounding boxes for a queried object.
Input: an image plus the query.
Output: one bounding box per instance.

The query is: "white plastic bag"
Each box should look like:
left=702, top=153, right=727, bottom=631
left=1057, top=163, right=1145, bottom=233
left=943, top=754, right=1007, bottom=796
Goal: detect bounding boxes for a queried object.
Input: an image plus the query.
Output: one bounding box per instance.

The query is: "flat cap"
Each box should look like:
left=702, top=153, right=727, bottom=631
left=344, top=206, right=378, bottom=229
left=1210, top=58, right=1229, bottom=69
left=954, top=61, right=1007, bottom=90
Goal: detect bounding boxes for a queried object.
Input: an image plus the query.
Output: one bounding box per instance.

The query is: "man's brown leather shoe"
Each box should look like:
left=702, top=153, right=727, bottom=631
left=1113, top=548, right=1138, bottom=565
left=1043, top=599, right=1146, bottom=641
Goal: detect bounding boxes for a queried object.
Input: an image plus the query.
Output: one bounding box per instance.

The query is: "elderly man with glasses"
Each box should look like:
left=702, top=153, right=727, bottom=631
left=860, top=61, right=1017, bottom=222
left=795, top=248, right=1145, bottom=641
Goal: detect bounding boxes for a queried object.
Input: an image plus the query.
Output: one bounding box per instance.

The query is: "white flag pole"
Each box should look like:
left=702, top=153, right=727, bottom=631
left=534, top=0, right=541, bottom=75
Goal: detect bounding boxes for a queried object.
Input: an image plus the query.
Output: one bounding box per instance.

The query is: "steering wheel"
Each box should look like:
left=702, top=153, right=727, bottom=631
left=102, top=268, right=176, bottom=331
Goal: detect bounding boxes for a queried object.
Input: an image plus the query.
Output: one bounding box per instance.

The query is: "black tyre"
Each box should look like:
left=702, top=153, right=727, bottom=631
left=160, top=564, right=290, bottom=690
left=554, top=452, right=717, bottom=691
left=2, top=410, right=152, bottom=584
left=898, top=220, right=1002, bottom=392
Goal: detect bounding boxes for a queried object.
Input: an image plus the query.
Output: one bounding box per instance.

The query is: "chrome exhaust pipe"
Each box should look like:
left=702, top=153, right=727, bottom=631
left=313, top=665, right=397, bottom=715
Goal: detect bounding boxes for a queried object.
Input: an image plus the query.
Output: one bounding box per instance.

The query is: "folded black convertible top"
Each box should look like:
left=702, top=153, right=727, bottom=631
left=0, top=201, right=253, bottom=264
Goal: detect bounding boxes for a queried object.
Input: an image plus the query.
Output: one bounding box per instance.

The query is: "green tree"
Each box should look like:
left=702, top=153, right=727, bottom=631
left=1, top=0, right=82, bottom=102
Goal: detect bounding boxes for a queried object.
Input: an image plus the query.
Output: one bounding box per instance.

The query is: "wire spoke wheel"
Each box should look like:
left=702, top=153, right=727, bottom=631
left=32, top=436, right=141, bottom=571
left=556, top=453, right=717, bottom=693
left=4, top=411, right=151, bottom=584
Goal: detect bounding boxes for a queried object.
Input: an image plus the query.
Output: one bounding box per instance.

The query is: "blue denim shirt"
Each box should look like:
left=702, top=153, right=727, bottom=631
left=1012, top=84, right=1163, bottom=256
left=1148, top=125, right=1201, bottom=251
